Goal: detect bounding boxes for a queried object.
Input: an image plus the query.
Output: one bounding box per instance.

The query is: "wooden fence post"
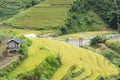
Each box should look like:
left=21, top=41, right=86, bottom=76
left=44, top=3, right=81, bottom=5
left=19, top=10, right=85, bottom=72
left=79, top=38, right=82, bottom=46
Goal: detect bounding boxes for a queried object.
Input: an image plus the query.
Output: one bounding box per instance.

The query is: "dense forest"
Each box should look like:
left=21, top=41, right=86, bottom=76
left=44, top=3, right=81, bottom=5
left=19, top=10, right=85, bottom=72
left=60, top=0, right=120, bottom=34
left=0, top=0, right=45, bottom=20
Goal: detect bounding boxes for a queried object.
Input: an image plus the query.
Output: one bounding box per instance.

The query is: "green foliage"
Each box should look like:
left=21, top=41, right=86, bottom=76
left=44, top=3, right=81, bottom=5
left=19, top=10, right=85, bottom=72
left=62, top=65, right=76, bottom=80
left=19, top=35, right=32, bottom=46
left=90, top=35, right=108, bottom=47
left=18, top=55, right=62, bottom=80
left=101, top=49, right=120, bottom=67
left=106, top=40, right=120, bottom=55
left=0, top=30, right=4, bottom=43
left=19, top=35, right=32, bottom=58
left=118, top=23, right=120, bottom=33
left=0, top=0, right=45, bottom=20
left=99, top=48, right=120, bottom=80
left=104, top=73, right=120, bottom=80
left=20, top=39, right=28, bottom=58
left=60, top=0, right=120, bottom=34
left=6, top=31, right=16, bottom=39
left=87, top=0, right=120, bottom=29
left=0, top=59, right=21, bottom=78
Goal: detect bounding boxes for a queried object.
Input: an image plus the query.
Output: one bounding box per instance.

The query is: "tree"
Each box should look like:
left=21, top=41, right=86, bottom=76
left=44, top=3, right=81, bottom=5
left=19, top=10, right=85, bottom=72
left=108, top=10, right=120, bottom=29
left=118, top=23, right=120, bottom=33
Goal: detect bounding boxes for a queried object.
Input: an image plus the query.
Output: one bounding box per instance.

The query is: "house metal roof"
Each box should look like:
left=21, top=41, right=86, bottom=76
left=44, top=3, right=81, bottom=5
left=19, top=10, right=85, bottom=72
left=7, top=37, right=22, bottom=44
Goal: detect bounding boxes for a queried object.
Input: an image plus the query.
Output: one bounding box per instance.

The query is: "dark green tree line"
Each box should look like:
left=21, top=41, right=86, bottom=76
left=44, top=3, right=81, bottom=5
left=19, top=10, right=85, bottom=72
left=0, top=0, right=45, bottom=20
left=60, top=0, right=120, bottom=34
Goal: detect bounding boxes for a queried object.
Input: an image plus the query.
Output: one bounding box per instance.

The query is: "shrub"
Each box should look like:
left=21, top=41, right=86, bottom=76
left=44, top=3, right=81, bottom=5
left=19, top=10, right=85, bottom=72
left=0, top=58, right=22, bottom=78
left=106, top=40, right=120, bottom=55
left=20, top=39, right=28, bottom=58
left=19, top=35, right=32, bottom=58
left=90, top=35, right=108, bottom=47
left=19, top=35, right=32, bottom=46
left=18, top=55, right=62, bottom=80
left=0, top=30, right=4, bottom=44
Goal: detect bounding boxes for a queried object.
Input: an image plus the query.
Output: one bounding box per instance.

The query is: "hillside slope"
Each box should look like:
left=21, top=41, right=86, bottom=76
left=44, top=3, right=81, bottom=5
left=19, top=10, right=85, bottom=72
left=7, top=0, right=73, bottom=29
left=9, top=38, right=119, bottom=80
left=0, top=0, right=44, bottom=20
left=60, top=0, right=120, bottom=34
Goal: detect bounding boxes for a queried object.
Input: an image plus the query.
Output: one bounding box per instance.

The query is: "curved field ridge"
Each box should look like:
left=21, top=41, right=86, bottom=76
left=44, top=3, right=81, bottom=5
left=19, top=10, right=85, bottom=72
left=106, top=39, right=120, bottom=55
left=7, top=0, right=73, bottom=28
left=9, top=38, right=119, bottom=80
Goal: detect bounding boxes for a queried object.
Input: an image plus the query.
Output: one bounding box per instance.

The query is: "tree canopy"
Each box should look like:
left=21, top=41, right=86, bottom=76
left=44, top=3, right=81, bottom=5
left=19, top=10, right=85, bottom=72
left=60, top=0, right=120, bottom=34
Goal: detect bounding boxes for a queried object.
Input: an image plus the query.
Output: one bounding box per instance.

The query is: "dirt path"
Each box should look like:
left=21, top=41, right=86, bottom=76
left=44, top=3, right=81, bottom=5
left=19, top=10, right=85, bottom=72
left=0, top=55, right=20, bottom=70
left=0, top=34, right=10, bottom=57
left=0, top=35, right=20, bottom=71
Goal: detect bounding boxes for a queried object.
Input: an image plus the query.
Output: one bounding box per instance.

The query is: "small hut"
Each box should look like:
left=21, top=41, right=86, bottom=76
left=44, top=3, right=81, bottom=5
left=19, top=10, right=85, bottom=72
left=7, top=37, right=22, bottom=53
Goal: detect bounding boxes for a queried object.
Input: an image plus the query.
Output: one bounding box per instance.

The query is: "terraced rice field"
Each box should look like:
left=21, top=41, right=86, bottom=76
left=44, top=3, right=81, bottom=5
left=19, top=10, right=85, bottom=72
left=7, top=0, right=73, bottom=28
left=9, top=38, right=119, bottom=80
left=59, top=31, right=117, bottom=38
left=0, top=26, right=54, bottom=35
left=106, top=39, right=120, bottom=55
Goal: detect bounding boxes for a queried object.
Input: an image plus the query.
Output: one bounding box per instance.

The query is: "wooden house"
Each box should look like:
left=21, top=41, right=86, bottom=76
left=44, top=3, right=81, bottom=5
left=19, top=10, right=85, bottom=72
left=7, top=37, right=22, bottom=53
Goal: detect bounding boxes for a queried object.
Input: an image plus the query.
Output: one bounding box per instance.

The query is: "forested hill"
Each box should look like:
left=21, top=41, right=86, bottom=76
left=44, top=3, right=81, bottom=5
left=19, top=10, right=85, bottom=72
left=0, top=0, right=120, bottom=34
left=0, top=0, right=45, bottom=20
left=60, top=0, right=120, bottom=34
